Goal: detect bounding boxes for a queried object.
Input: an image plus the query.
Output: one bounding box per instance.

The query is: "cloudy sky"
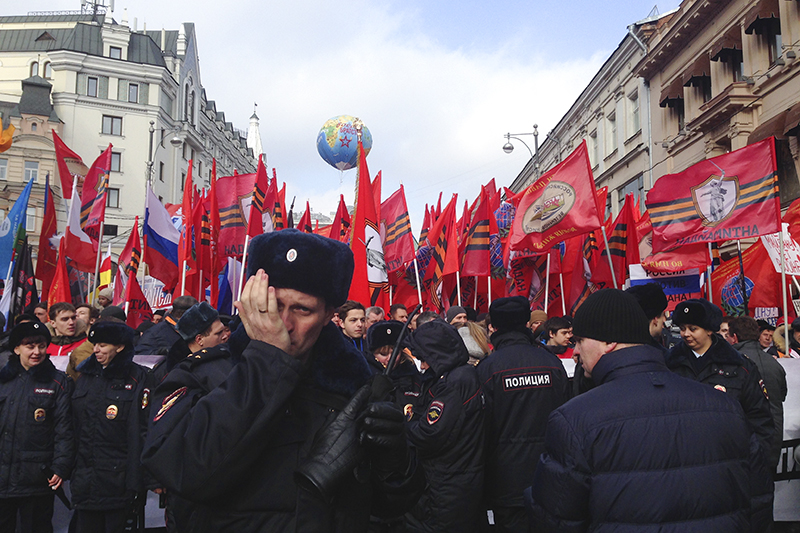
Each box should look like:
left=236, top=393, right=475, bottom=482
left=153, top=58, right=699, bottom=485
left=24, top=0, right=680, bottom=232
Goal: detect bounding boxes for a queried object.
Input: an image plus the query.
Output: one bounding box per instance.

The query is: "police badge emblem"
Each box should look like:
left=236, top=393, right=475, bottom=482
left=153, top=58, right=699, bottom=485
left=403, top=404, right=414, bottom=421
left=427, top=400, right=444, bottom=425
left=34, top=408, right=46, bottom=422
left=106, top=405, right=119, bottom=420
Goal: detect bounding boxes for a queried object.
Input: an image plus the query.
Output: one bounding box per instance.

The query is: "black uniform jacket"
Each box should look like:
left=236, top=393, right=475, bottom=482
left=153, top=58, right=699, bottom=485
left=142, top=323, right=422, bottom=533
left=405, top=321, right=484, bottom=533
left=0, top=355, right=74, bottom=497
left=666, top=334, right=774, bottom=452
left=527, top=345, right=774, bottom=533
left=477, top=329, right=570, bottom=507
left=71, top=347, right=150, bottom=510
left=135, top=318, right=180, bottom=356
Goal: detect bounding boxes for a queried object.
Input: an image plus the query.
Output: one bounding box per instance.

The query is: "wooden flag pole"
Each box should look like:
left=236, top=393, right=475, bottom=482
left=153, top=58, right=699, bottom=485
left=560, top=272, right=566, bottom=316
left=413, top=256, right=423, bottom=307
left=544, top=252, right=551, bottom=314
left=600, top=229, right=618, bottom=289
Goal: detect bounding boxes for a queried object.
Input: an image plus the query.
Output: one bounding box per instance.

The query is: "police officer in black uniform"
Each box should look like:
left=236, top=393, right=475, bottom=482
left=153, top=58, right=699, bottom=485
left=142, top=229, right=422, bottom=533
left=71, top=320, right=150, bottom=533
left=0, top=321, right=74, bottom=533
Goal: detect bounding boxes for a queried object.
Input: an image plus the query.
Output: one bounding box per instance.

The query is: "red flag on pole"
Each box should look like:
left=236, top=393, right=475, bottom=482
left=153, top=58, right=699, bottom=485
left=48, top=239, right=72, bottom=307
left=125, top=273, right=153, bottom=329
left=51, top=131, right=88, bottom=199
left=65, top=180, right=97, bottom=272
left=647, top=137, right=780, bottom=252
left=372, top=171, right=382, bottom=225
left=593, top=193, right=641, bottom=288
left=209, top=160, right=223, bottom=307
left=424, top=195, right=459, bottom=310
left=178, top=162, right=194, bottom=294
left=381, top=185, right=415, bottom=273
left=461, top=187, right=491, bottom=277
left=297, top=201, right=313, bottom=233
left=348, top=132, right=387, bottom=306
left=246, top=155, right=270, bottom=239
left=35, top=174, right=58, bottom=295
left=80, top=145, right=112, bottom=247
left=509, top=141, right=602, bottom=253
left=329, top=194, right=352, bottom=243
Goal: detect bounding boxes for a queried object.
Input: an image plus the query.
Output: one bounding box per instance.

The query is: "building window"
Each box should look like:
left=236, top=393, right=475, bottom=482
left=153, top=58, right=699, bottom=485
left=102, top=115, right=122, bottom=136
left=106, top=188, right=120, bottom=208
left=26, top=207, right=36, bottom=232
left=43, top=62, right=52, bottom=79
left=589, top=130, right=599, bottom=168
left=110, top=152, right=121, bottom=172
left=24, top=161, right=38, bottom=182
left=31, top=122, right=37, bottom=132
left=0, top=159, right=6, bottom=180
left=159, top=162, right=165, bottom=182
left=618, top=175, right=645, bottom=213
left=87, top=76, right=98, bottom=97
left=606, top=113, right=617, bottom=155
left=746, top=12, right=783, bottom=66
left=103, top=224, right=118, bottom=236
left=30, top=61, right=38, bottom=77
left=109, top=46, right=122, bottom=59
left=128, top=83, right=138, bottom=103
left=181, top=172, right=186, bottom=191
left=628, top=92, right=640, bottom=135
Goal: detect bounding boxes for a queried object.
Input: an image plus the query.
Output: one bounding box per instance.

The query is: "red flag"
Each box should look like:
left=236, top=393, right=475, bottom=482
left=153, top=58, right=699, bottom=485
left=112, top=268, right=125, bottom=306
left=35, top=174, right=58, bottom=295
left=348, top=135, right=387, bottom=306
left=329, top=194, right=352, bottom=243
left=246, top=155, right=270, bottom=239
left=636, top=211, right=710, bottom=272
left=125, top=273, right=153, bottom=329
left=119, top=216, right=141, bottom=279
left=419, top=204, right=431, bottom=244
left=297, top=201, right=313, bottom=233
left=275, top=182, right=287, bottom=231
left=80, top=145, right=112, bottom=247
left=711, top=239, right=781, bottom=316
left=424, top=195, right=459, bottom=310
left=593, top=193, right=641, bottom=287
left=48, top=239, right=72, bottom=307
left=461, top=187, right=491, bottom=277
left=51, top=131, right=88, bottom=199
left=647, top=137, right=780, bottom=252
left=783, top=196, right=800, bottom=246
left=510, top=141, right=602, bottom=253
left=64, top=180, right=96, bottom=272
left=209, top=160, right=223, bottom=307
left=372, top=171, right=382, bottom=224
left=177, top=163, right=194, bottom=294
left=217, top=171, right=257, bottom=257
left=381, top=185, right=415, bottom=273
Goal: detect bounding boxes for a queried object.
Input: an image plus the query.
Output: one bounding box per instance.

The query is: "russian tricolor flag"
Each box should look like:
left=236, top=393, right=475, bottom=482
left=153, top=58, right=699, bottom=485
left=144, top=187, right=180, bottom=291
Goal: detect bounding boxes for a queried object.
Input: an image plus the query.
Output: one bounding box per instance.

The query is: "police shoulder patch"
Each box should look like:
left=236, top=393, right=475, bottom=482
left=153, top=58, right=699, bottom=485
left=759, top=379, right=769, bottom=400
left=427, top=400, right=444, bottom=425
left=154, top=386, right=187, bottom=422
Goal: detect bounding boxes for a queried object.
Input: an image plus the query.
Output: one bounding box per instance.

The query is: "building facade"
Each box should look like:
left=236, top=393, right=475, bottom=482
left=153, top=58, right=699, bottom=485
left=0, top=5, right=258, bottom=264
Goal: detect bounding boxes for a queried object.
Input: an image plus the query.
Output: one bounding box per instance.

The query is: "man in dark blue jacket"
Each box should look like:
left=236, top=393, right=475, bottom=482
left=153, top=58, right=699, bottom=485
left=527, top=289, right=773, bottom=532
left=477, top=296, right=569, bottom=532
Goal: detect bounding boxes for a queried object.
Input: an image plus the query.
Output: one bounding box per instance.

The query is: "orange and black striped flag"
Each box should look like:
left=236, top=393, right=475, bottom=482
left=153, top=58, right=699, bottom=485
left=381, top=185, right=414, bottom=272
left=595, top=193, right=640, bottom=288
left=461, top=186, right=491, bottom=277
left=647, top=137, right=780, bottom=252
left=118, top=216, right=141, bottom=279
left=246, top=155, right=270, bottom=239
left=424, top=195, right=459, bottom=310
left=35, top=174, right=58, bottom=295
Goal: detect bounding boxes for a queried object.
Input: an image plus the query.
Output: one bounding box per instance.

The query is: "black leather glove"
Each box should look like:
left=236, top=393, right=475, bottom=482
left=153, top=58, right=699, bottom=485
left=359, top=401, right=410, bottom=479
left=294, top=384, right=371, bottom=502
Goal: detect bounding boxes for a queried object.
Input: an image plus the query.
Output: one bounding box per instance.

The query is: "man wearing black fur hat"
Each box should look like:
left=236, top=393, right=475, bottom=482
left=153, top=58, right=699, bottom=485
left=405, top=319, right=484, bottom=532
left=666, top=298, right=774, bottom=454
left=477, top=296, right=569, bottom=533
left=0, top=322, right=74, bottom=533
left=142, top=229, right=422, bottom=533
left=625, top=282, right=677, bottom=353
left=135, top=296, right=198, bottom=356
left=526, top=289, right=774, bottom=532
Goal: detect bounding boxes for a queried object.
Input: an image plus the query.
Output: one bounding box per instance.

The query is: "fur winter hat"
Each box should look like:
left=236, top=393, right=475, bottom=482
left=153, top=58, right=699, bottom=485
left=246, top=229, right=354, bottom=308
left=177, top=302, right=219, bottom=341
left=625, top=282, right=668, bottom=320
left=9, top=321, right=51, bottom=348
left=366, top=320, right=405, bottom=352
left=490, top=297, right=531, bottom=332
left=88, top=321, right=137, bottom=348
left=672, top=298, right=723, bottom=332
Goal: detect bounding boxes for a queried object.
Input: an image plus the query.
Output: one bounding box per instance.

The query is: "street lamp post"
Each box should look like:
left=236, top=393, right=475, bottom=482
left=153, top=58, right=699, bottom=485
left=503, top=124, right=540, bottom=179
left=146, top=120, right=183, bottom=187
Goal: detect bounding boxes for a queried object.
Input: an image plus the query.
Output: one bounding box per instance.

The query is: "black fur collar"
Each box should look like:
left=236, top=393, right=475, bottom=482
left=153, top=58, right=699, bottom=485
left=0, top=354, right=57, bottom=383
left=76, top=345, right=135, bottom=379
left=228, top=322, right=371, bottom=398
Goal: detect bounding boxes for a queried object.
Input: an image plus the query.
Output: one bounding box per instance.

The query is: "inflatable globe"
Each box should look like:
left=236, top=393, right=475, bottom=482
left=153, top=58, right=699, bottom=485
left=316, top=115, right=372, bottom=171
left=720, top=275, right=754, bottom=316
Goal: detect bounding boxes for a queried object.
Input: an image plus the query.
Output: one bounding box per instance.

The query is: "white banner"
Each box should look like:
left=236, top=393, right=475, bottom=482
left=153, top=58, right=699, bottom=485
left=761, top=223, right=800, bottom=276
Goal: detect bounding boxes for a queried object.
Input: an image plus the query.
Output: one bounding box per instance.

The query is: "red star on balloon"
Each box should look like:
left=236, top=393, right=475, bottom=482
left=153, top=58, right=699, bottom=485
left=339, top=135, right=352, bottom=148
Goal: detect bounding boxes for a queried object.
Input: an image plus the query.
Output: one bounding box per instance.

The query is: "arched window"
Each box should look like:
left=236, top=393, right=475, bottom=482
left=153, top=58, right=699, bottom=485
left=30, top=61, right=38, bottom=77
left=44, top=62, right=52, bottom=79
left=189, top=90, right=196, bottom=126
left=184, top=84, right=191, bottom=122
left=31, top=122, right=37, bottom=132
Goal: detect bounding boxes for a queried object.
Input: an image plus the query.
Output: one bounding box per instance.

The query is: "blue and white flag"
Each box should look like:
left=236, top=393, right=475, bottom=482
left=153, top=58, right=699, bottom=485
left=0, top=178, right=33, bottom=273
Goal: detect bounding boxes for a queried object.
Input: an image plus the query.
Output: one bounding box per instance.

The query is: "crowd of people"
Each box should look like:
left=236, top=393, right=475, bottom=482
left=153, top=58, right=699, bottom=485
left=0, top=228, right=796, bottom=532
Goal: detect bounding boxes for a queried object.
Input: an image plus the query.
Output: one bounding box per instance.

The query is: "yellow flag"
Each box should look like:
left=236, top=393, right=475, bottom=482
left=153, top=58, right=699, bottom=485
left=0, top=123, right=15, bottom=153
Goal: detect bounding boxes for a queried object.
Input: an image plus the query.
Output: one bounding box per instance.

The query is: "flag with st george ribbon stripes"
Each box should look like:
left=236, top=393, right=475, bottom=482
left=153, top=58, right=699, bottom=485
left=647, top=137, right=780, bottom=252
left=381, top=185, right=415, bottom=273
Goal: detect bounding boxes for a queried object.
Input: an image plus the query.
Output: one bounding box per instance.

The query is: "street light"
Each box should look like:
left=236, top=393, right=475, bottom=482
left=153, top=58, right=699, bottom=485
left=503, top=124, right=540, bottom=178
left=146, top=120, right=183, bottom=186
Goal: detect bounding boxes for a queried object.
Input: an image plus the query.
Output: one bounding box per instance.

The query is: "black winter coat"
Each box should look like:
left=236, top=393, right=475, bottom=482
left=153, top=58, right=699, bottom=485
left=405, top=321, right=484, bottom=533
left=142, top=323, right=423, bottom=533
left=477, top=329, right=569, bottom=507
left=0, top=356, right=74, bottom=497
left=733, top=339, right=787, bottom=472
left=527, top=345, right=774, bottom=532
left=135, top=318, right=180, bottom=355
left=666, top=334, right=774, bottom=452
left=71, top=347, right=150, bottom=510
